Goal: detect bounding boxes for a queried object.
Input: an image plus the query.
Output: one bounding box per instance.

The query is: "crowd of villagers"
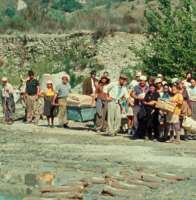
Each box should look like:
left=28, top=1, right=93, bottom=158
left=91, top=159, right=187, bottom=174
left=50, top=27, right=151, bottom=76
left=1, top=69, right=196, bottom=144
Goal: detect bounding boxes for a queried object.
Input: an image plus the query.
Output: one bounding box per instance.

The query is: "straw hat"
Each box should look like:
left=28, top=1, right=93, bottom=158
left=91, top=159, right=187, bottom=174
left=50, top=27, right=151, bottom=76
left=46, top=80, right=53, bottom=85
left=1, top=77, right=8, bottom=82
left=62, top=73, right=70, bottom=81
left=157, top=74, right=163, bottom=78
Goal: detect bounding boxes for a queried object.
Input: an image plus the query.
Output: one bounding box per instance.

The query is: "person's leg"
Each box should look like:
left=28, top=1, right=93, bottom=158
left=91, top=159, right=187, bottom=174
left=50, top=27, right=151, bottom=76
left=33, top=97, right=41, bottom=124
left=127, top=116, right=133, bottom=135
left=114, top=103, right=121, bottom=135
left=58, top=98, right=66, bottom=127
left=95, top=99, right=103, bottom=130
left=133, top=105, right=140, bottom=131
left=26, top=95, right=34, bottom=123
left=47, top=117, right=50, bottom=126
left=51, top=117, right=54, bottom=127
left=174, top=122, right=181, bottom=143
left=153, top=113, right=160, bottom=140
left=101, top=101, right=108, bottom=131
left=63, top=98, right=68, bottom=126
left=168, top=126, right=175, bottom=142
left=107, top=101, right=115, bottom=135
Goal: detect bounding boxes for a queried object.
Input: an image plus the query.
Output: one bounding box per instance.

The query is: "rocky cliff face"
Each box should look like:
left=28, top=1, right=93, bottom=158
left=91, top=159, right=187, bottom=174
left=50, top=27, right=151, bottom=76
left=0, top=32, right=145, bottom=80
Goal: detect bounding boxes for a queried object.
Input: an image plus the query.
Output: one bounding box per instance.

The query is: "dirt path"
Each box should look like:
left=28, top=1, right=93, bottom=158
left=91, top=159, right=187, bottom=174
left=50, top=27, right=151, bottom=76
left=0, top=120, right=196, bottom=200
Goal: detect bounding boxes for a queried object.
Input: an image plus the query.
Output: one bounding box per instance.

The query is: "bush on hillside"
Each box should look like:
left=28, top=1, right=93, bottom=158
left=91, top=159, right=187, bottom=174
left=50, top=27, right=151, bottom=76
left=134, top=0, right=196, bottom=78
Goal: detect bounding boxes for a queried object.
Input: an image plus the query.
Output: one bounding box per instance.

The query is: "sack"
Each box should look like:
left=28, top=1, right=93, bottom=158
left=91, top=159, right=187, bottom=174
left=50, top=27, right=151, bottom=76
left=155, top=99, right=176, bottom=113
left=182, top=117, right=196, bottom=134
left=67, top=94, right=94, bottom=107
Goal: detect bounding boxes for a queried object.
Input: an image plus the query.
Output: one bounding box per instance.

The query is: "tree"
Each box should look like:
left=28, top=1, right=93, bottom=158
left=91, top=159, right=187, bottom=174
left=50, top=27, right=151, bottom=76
left=135, top=0, right=196, bottom=78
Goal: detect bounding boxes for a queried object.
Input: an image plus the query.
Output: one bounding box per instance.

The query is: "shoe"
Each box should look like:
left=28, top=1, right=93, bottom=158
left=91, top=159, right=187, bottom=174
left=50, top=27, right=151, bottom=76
left=63, top=124, right=69, bottom=129
left=128, top=129, right=133, bottom=135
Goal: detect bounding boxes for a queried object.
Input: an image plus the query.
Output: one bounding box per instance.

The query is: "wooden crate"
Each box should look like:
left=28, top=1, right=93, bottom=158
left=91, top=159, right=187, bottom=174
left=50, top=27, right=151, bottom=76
left=155, top=100, right=176, bottom=113
left=67, top=106, right=96, bottom=122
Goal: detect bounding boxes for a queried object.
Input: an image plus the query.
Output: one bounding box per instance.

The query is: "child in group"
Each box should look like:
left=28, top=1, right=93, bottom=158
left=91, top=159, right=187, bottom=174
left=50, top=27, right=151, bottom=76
left=166, top=84, right=184, bottom=144
left=42, top=81, right=58, bottom=127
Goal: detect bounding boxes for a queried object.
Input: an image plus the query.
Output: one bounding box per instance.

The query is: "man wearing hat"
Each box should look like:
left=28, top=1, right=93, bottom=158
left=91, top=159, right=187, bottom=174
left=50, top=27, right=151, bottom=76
left=155, top=78, right=163, bottom=95
left=129, top=71, right=142, bottom=90
left=83, top=70, right=97, bottom=96
left=25, top=70, right=40, bottom=124
left=132, top=75, right=149, bottom=137
left=1, top=77, right=15, bottom=124
left=103, top=74, right=129, bottom=136
left=53, top=73, right=71, bottom=128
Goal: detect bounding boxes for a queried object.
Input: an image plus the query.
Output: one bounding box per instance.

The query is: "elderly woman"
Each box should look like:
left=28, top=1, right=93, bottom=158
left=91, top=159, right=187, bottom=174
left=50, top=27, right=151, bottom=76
left=1, top=77, right=15, bottom=124
left=42, top=81, right=58, bottom=127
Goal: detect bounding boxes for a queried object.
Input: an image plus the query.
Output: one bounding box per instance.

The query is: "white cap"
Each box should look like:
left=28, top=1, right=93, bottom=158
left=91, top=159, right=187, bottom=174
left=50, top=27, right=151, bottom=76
left=157, top=74, right=163, bottom=78
left=47, top=80, right=53, bottom=85
left=155, top=78, right=162, bottom=84
left=140, top=75, right=147, bottom=81
left=162, top=81, right=168, bottom=85
left=62, top=73, right=70, bottom=81
left=1, top=77, right=8, bottom=82
left=171, top=78, right=179, bottom=84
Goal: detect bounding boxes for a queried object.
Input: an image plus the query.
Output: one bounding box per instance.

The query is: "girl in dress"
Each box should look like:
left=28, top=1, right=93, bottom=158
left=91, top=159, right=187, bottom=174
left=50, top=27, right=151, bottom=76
left=42, top=81, right=58, bottom=127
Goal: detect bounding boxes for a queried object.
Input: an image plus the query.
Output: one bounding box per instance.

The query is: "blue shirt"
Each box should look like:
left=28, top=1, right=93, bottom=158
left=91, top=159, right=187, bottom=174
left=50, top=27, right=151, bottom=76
left=56, top=83, right=71, bottom=98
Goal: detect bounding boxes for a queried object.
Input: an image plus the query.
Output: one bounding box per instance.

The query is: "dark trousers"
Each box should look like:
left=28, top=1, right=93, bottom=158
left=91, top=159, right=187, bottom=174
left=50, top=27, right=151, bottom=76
left=136, top=111, right=159, bottom=139
left=145, top=112, right=160, bottom=139
left=95, top=99, right=108, bottom=131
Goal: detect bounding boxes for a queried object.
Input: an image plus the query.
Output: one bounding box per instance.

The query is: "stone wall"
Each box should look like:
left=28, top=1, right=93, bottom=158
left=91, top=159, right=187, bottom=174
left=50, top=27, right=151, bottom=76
left=0, top=31, right=92, bottom=66
left=0, top=32, right=145, bottom=79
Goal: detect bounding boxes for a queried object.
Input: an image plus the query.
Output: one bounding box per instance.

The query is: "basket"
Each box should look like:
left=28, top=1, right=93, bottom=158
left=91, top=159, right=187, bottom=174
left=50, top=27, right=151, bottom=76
left=155, top=100, right=176, bottom=113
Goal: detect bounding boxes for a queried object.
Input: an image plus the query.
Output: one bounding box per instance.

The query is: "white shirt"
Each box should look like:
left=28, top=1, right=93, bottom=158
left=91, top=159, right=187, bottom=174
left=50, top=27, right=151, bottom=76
left=188, top=86, right=196, bottom=101
left=129, top=80, right=139, bottom=90
left=103, top=82, right=129, bottom=100
left=2, top=83, right=14, bottom=98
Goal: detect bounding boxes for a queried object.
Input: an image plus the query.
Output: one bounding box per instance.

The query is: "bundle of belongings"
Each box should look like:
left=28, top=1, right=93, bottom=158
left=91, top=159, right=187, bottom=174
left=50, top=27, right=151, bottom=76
left=67, top=94, right=95, bottom=107
left=155, top=99, right=176, bottom=113
left=182, top=117, right=196, bottom=134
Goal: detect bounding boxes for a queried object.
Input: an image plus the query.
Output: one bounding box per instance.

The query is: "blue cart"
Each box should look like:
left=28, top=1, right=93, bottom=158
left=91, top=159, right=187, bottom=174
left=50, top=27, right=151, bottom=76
left=67, top=106, right=96, bottom=122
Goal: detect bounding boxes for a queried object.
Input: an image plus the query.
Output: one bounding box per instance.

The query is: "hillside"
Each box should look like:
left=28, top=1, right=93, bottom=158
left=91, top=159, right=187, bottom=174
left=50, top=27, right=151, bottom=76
left=0, top=0, right=146, bottom=34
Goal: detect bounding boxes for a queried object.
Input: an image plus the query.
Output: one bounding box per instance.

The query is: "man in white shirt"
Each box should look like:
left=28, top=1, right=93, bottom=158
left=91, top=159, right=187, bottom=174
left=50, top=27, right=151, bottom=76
left=104, top=74, right=129, bottom=136
left=1, top=77, right=15, bottom=123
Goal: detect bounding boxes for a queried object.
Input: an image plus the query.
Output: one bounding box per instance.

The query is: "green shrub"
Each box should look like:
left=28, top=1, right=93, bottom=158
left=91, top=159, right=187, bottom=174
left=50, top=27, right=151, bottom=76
left=134, top=0, right=196, bottom=78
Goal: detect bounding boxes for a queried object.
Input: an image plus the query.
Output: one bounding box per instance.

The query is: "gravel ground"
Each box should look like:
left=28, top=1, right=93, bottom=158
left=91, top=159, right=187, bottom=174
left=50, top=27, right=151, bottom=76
left=0, top=105, right=196, bottom=200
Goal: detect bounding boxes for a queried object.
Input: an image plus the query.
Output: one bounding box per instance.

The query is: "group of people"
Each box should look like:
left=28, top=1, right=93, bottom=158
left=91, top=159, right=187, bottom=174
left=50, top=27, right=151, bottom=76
left=1, top=70, right=71, bottom=128
left=1, top=69, right=196, bottom=144
left=83, top=70, right=196, bottom=143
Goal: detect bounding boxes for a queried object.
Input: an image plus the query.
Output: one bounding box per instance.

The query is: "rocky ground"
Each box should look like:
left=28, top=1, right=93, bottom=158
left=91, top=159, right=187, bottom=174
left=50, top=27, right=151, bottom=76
left=0, top=111, right=196, bottom=200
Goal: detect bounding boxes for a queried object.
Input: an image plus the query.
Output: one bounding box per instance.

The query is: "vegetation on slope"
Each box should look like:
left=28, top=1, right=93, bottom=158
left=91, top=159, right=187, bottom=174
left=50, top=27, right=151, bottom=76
left=0, top=0, right=145, bottom=34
